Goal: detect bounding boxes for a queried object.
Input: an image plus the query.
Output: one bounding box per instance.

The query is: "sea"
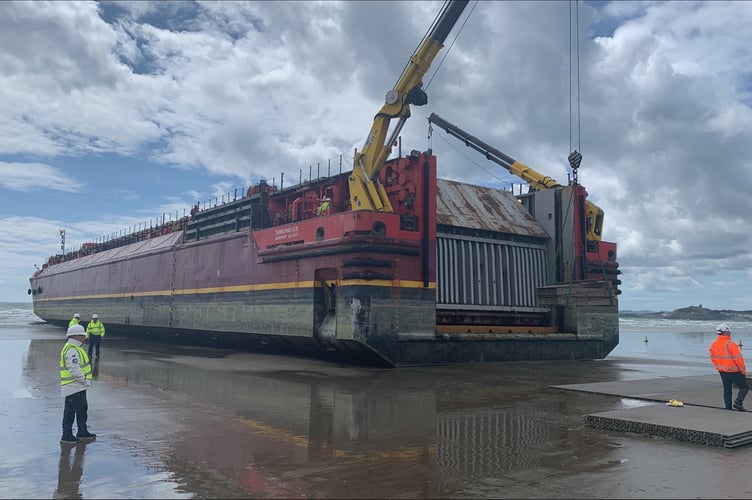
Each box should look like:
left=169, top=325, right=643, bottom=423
left=613, top=316, right=752, bottom=360
left=3, top=301, right=752, bottom=499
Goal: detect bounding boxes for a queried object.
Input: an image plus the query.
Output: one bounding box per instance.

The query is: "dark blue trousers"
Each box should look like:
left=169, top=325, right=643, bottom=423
left=719, top=371, right=748, bottom=409
left=87, top=336, right=102, bottom=358
left=62, top=390, right=88, bottom=435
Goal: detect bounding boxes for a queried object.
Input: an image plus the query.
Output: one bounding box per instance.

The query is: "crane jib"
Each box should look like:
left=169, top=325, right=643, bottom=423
left=430, top=1, right=470, bottom=44
left=429, top=113, right=518, bottom=172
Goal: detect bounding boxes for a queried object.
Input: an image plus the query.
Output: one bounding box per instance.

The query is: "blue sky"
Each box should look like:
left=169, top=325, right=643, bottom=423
left=1, top=1, right=751, bottom=312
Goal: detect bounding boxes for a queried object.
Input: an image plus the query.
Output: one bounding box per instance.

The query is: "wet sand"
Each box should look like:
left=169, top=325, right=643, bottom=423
left=2, top=322, right=752, bottom=499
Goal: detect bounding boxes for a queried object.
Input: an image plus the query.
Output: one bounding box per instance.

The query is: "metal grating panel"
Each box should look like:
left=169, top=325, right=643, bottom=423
left=437, top=233, right=549, bottom=310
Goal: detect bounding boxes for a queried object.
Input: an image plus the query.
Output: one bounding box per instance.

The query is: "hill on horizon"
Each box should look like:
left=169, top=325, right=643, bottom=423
left=621, top=304, right=752, bottom=321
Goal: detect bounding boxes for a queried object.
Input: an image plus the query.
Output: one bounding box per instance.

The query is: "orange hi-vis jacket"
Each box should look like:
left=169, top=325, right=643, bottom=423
left=710, top=335, right=746, bottom=375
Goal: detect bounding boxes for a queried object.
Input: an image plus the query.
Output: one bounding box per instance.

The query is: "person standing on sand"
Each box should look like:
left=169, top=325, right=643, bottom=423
left=68, top=313, right=80, bottom=328
left=85, top=314, right=105, bottom=360
left=709, top=323, right=748, bottom=411
left=60, top=324, right=97, bottom=443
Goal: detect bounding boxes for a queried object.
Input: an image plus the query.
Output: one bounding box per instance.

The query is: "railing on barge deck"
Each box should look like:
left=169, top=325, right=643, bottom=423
left=43, top=174, right=338, bottom=268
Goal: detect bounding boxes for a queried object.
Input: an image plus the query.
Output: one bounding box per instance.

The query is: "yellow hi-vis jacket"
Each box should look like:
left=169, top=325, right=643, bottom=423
left=317, top=200, right=331, bottom=216
left=68, top=318, right=80, bottom=328
left=60, top=343, right=92, bottom=386
left=86, top=320, right=105, bottom=338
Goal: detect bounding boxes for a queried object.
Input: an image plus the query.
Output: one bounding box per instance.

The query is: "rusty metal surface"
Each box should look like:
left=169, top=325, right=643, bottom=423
left=436, top=179, right=548, bottom=237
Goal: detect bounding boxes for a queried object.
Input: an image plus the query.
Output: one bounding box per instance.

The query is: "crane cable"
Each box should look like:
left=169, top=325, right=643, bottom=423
left=564, top=0, right=583, bottom=306
left=425, top=1, right=479, bottom=91
left=394, top=1, right=478, bottom=93
left=569, top=0, right=581, bottom=153
left=567, top=2, right=616, bottom=304
left=427, top=2, right=509, bottom=185
left=569, top=0, right=582, bottom=183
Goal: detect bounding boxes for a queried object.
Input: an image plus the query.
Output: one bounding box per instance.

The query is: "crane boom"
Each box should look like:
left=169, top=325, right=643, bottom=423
left=349, top=0, right=469, bottom=212
left=427, top=112, right=605, bottom=242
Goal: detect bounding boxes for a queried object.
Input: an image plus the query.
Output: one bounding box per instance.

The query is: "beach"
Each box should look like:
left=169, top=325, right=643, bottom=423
left=2, top=302, right=751, bottom=499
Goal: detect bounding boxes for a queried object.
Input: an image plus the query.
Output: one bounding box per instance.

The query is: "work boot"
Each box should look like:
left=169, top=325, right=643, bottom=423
left=733, top=401, right=747, bottom=412
left=60, top=432, right=80, bottom=444
left=76, top=428, right=97, bottom=440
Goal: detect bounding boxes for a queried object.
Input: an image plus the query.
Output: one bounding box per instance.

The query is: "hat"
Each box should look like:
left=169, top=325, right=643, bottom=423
left=73, top=313, right=81, bottom=318
left=92, top=314, right=99, bottom=319
left=67, top=324, right=86, bottom=337
left=716, top=323, right=731, bottom=334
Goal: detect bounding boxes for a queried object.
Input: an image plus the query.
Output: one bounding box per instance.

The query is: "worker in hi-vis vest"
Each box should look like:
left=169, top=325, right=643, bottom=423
left=317, top=197, right=331, bottom=216
left=68, top=313, right=81, bottom=328
left=59, top=324, right=96, bottom=443
left=85, top=314, right=105, bottom=360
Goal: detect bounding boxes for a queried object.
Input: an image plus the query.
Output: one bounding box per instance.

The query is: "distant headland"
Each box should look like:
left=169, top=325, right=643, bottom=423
left=621, top=304, right=752, bottom=321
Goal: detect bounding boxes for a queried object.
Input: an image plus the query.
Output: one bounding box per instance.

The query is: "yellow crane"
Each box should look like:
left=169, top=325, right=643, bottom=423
left=349, top=0, right=469, bottom=212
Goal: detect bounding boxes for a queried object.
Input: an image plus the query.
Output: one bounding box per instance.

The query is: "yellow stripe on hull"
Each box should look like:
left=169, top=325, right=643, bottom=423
left=33, top=279, right=437, bottom=302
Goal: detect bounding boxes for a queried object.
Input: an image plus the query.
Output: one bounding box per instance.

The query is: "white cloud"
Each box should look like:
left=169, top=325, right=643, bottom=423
left=0, top=1, right=751, bottom=312
left=0, top=162, right=80, bottom=192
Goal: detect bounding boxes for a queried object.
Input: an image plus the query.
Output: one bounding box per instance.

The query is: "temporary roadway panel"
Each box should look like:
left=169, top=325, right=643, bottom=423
left=554, top=375, right=752, bottom=448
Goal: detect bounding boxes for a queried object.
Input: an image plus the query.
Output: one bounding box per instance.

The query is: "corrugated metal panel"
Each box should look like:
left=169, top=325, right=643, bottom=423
left=436, top=233, right=549, bottom=311
left=436, top=179, right=548, bottom=238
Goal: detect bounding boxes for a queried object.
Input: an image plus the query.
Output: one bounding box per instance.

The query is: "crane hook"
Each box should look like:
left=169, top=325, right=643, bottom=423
left=568, top=150, right=582, bottom=171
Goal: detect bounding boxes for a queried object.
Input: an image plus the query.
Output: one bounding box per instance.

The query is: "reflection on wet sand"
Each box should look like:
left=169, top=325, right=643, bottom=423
left=437, top=409, right=551, bottom=476
left=35, top=339, right=579, bottom=498
left=22, top=337, right=732, bottom=499
left=53, top=442, right=89, bottom=500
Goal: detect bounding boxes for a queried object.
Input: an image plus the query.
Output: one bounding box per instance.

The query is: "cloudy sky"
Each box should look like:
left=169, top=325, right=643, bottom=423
left=1, top=0, right=751, bottom=312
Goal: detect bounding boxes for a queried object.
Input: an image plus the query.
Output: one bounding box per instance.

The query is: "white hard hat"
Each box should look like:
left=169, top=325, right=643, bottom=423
left=92, top=314, right=99, bottom=319
left=716, top=323, right=731, bottom=333
left=73, top=313, right=81, bottom=318
left=324, top=197, right=331, bottom=201
left=67, top=324, right=86, bottom=337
